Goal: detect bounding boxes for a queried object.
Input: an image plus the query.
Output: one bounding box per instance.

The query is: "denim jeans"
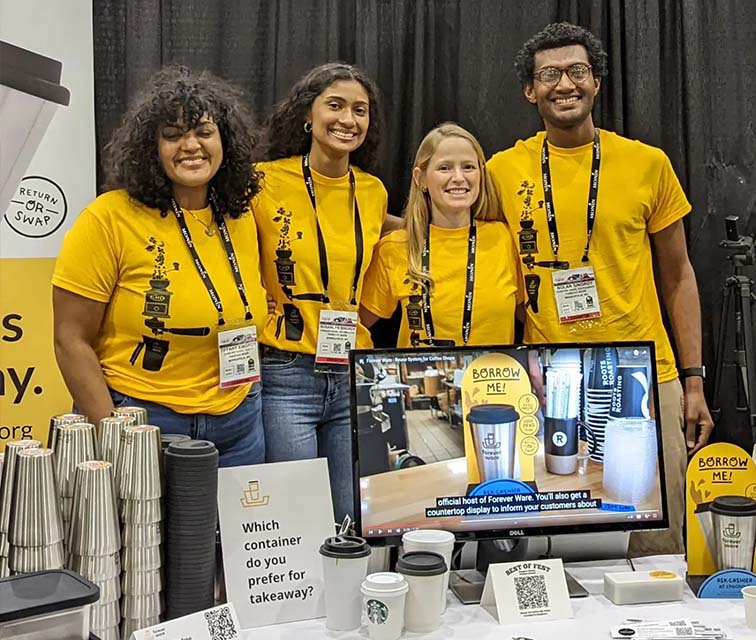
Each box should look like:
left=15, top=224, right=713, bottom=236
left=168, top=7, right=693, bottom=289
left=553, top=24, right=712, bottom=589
left=261, top=346, right=353, bottom=525
left=109, top=384, right=264, bottom=468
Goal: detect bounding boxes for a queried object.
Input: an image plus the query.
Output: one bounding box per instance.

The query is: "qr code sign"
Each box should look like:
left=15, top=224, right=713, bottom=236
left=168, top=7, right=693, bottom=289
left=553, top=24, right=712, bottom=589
left=204, top=606, right=238, bottom=640
left=514, top=574, right=549, bottom=610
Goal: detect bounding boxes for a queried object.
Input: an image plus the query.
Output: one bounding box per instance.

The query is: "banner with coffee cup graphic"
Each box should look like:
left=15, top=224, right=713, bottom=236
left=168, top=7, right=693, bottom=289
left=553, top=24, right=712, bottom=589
left=686, top=442, right=756, bottom=597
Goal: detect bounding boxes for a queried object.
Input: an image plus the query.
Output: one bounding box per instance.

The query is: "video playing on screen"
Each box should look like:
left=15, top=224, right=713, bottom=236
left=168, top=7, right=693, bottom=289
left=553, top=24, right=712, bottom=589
left=351, top=343, right=667, bottom=541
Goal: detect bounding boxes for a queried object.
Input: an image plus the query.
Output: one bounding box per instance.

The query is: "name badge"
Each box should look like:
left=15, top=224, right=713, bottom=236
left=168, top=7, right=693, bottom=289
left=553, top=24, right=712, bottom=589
left=218, top=324, right=261, bottom=389
left=551, top=266, right=601, bottom=323
left=315, top=309, right=358, bottom=367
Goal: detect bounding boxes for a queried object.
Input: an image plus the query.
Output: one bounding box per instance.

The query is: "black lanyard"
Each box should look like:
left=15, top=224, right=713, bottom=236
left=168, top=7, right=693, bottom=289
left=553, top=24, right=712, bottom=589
left=171, top=195, right=252, bottom=326
left=413, top=217, right=477, bottom=346
left=541, top=130, right=601, bottom=265
left=301, top=154, right=364, bottom=305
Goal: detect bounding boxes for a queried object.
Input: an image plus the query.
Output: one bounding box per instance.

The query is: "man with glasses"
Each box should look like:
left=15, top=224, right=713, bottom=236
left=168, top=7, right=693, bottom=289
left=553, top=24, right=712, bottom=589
left=488, top=22, right=713, bottom=555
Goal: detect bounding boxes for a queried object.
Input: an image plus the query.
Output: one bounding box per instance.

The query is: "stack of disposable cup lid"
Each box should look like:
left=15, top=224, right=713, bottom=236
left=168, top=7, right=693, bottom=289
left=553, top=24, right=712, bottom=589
left=164, top=440, right=218, bottom=619
left=67, top=460, right=121, bottom=640
left=99, top=416, right=137, bottom=466
left=117, top=425, right=164, bottom=637
left=111, top=406, right=147, bottom=427
left=54, top=423, right=97, bottom=523
left=49, top=413, right=88, bottom=453
left=0, top=440, right=41, bottom=577
left=7, top=448, right=65, bottom=574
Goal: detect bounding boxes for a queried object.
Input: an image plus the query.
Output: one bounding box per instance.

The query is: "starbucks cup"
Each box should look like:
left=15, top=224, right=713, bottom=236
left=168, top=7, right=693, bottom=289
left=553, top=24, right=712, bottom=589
left=319, top=535, right=371, bottom=631
left=401, top=529, right=454, bottom=611
left=361, top=572, right=408, bottom=640
left=395, top=551, right=447, bottom=633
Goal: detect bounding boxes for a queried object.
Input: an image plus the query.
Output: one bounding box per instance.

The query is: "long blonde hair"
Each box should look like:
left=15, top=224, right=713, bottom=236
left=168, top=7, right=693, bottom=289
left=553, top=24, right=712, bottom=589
left=404, top=122, right=503, bottom=291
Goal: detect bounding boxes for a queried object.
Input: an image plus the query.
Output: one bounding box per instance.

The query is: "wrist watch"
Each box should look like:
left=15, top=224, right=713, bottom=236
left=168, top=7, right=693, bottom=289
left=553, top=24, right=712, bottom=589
left=680, top=366, right=706, bottom=379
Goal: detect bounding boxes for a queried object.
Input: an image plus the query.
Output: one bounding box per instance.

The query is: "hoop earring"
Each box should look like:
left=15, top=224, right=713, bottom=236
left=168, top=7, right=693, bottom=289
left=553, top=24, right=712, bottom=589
left=422, top=187, right=428, bottom=194
left=303, top=122, right=312, bottom=133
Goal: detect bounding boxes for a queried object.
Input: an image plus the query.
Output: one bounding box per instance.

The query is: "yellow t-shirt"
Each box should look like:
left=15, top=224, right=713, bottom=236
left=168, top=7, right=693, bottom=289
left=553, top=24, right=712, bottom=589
left=487, top=129, right=690, bottom=382
left=52, top=189, right=267, bottom=414
left=361, top=221, right=523, bottom=347
left=253, top=156, right=387, bottom=353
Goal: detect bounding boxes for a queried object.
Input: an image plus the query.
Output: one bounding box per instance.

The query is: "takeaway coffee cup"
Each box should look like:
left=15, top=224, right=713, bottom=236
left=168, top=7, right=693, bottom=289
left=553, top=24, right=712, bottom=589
left=544, top=419, right=596, bottom=475
left=402, top=529, right=454, bottom=612
left=609, top=365, right=650, bottom=418
left=742, top=585, right=756, bottom=628
left=467, top=404, right=520, bottom=481
left=361, top=572, right=408, bottom=640
left=710, top=495, right=756, bottom=571
left=319, top=535, right=371, bottom=631
left=395, top=551, right=447, bottom=633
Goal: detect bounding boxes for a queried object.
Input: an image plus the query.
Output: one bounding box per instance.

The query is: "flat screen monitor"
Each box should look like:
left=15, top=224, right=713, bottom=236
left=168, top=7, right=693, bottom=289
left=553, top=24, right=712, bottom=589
left=350, top=342, right=668, bottom=546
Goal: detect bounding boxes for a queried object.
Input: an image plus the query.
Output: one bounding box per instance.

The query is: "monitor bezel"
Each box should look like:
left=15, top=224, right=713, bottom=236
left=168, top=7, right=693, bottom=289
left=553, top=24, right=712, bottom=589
left=349, top=340, right=669, bottom=547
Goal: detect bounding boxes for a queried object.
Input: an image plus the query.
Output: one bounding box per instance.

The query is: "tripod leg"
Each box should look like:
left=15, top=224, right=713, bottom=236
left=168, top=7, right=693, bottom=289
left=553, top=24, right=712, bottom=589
left=711, top=281, right=734, bottom=421
left=735, top=277, right=756, bottom=442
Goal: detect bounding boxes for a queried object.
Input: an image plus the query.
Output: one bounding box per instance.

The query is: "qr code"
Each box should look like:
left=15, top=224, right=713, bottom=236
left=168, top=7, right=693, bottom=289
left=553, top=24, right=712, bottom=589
left=514, top=574, right=549, bottom=610
left=204, top=606, right=238, bottom=640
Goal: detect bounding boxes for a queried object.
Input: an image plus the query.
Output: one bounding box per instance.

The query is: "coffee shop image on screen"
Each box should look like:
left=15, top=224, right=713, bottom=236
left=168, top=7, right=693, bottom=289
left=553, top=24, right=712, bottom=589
left=354, top=345, right=665, bottom=536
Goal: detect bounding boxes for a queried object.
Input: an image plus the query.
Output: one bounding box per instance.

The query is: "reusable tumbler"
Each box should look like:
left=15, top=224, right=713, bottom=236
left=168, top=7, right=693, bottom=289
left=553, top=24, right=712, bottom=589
left=402, top=529, right=454, bottom=612
left=710, top=495, right=756, bottom=571
left=395, top=551, right=447, bottom=633
left=467, top=404, right=520, bottom=481
left=319, top=535, right=371, bottom=631
left=361, top=572, right=408, bottom=640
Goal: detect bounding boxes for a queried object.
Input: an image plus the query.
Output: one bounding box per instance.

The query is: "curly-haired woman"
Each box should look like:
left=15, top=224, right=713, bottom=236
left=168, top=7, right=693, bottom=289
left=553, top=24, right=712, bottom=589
left=253, top=62, right=387, bottom=522
left=52, top=66, right=267, bottom=466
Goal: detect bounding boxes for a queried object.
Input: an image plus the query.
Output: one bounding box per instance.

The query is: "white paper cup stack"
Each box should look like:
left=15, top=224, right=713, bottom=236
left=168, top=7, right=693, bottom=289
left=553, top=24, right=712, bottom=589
left=401, top=529, right=455, bottom=612
left=0, top=440, right=40, bottom=577
left=54, top=423, right=97, bottom=523
left=7, top=448, right=65, bottom=574
left=117, top=424, right=165, bottom=635
left=66, top=460, right=122, bottom=639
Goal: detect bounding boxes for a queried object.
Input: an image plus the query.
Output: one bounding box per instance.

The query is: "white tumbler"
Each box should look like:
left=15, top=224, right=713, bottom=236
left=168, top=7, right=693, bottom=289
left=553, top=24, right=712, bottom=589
left=402, top=529, right=455, bottom=611
left=319, top=535, right=371, bottom=631
left=395, top=551, right=447, bottom=633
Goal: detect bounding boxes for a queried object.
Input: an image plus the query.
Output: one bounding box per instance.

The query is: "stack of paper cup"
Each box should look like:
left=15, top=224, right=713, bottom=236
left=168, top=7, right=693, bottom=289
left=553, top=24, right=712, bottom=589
left=66, top=460, right=121, bottom=640
left=98, top=416, right=136, bottom=466
left=395, top=551, right=447, bottom=633
left=111, top=406, right=148, bottom=427
left=0, top=440, right=40, bottom=577
left=54, top=423, right=97, bottom=523
left=319, top=535, right=372, bottom=630
left=49, top=413, right=88, bottom=453
left=361, top=572, right=408, bottom=640
left=401, top=529, right=455, bottom=611
left=7, top=448, right=65, bottom=574
left=118, top=425, right=164, bottom=636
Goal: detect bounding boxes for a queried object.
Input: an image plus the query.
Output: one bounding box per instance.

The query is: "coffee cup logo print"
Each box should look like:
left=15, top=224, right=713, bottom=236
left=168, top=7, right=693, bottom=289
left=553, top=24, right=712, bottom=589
left=552, top=431, right=568, bottom=448
left=481, top=433, right=501, bottom=452
left=366, top=599, right=389, bottom=625
left=722, top=522, right=741, bottom=545
left=240, top=480, right=269, bottom=508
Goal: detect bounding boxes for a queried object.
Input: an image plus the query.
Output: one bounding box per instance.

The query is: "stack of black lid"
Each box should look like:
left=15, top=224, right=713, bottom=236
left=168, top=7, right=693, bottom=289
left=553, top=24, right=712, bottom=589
left=164, top=440, right=218, bottom=619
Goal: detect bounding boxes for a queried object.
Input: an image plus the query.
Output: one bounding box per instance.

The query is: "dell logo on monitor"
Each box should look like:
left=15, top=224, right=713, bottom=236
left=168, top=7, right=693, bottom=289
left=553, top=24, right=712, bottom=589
left=508, top=529, right=525, bottom=537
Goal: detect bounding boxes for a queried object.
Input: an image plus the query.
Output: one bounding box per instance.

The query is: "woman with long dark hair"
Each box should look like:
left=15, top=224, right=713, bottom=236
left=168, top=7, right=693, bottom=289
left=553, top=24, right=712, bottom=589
left=52, top=66, right=267, bottom=466
left=254, top=62, right=387, bottom=522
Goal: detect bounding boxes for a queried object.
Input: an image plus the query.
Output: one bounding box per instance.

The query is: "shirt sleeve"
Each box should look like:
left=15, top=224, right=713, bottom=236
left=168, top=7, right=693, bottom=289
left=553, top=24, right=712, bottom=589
left=647, top=151, right=691, bottom=234
left=51, top=207, right=119, bottom=303
left=361, top=243, right=398, bottom=319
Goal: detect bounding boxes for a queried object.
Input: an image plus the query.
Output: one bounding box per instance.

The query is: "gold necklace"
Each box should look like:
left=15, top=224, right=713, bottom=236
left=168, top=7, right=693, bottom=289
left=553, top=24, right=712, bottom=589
left=186, top=209, right=216, bottom=236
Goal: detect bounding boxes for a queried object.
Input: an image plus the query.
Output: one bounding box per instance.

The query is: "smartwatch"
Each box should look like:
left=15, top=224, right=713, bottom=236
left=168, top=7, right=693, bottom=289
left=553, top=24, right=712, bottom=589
left=680, top=366, right=706, bottom=379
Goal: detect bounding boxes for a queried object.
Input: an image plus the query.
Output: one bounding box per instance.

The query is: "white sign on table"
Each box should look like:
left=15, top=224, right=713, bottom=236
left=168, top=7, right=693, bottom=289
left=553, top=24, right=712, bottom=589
left=480, top=558, right=573, bottom=624
left=218, top=458, right=336, bottom=629
left=129, top=603, right=241, bottom=639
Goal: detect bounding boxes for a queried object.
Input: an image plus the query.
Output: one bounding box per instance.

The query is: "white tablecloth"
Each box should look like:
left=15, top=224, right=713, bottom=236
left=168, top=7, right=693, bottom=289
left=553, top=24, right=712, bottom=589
left=242, top=555, right=754, bottom=639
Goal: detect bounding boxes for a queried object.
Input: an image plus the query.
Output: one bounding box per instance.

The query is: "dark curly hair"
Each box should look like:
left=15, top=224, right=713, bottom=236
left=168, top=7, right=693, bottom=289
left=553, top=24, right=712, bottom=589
left=515, top=22, right=608, bottom=88
left=263, top=62, right=382, bottom=173
left=104, top=65, right=262, bottom=219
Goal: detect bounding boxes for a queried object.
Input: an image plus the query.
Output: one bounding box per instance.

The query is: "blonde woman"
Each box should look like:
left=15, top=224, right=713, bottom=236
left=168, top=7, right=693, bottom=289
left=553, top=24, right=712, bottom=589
left=361, top=123, right=522, bottom=347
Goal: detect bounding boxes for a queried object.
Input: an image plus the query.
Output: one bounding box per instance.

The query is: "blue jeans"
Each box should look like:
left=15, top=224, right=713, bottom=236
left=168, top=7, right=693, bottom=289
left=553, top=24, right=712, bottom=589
left=109, top=385, right=264, bottom=468
left=261, top=346, right=353, bottom=525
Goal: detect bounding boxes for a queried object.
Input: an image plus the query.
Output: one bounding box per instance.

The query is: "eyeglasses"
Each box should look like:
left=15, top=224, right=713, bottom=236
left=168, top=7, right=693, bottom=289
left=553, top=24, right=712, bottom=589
left=533, top=63, right=593, bottom=86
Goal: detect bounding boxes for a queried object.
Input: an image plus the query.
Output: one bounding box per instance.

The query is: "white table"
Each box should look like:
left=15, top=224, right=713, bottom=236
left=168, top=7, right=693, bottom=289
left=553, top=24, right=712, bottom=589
left=243, top=556, right=754, bottom=639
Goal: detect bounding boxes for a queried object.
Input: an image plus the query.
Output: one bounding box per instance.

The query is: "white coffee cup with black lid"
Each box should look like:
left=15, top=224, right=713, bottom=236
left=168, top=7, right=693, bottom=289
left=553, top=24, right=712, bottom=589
left=395, top=551, right=447, bottom=632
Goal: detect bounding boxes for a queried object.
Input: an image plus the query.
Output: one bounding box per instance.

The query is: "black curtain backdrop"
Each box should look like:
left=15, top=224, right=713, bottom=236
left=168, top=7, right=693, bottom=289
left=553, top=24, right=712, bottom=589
left=93, top=0, right=756, bottom=448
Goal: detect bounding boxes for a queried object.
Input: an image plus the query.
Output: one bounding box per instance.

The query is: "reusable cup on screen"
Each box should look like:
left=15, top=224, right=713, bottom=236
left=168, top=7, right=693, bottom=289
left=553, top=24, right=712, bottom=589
left=710, top=496, right=756, bottom=571
left=361, top=572, right=408, bottom=640
left=544, top=417, right=578, bottom=475
left=467, top=404, right=520, bottom=481
left=319, top=535, right=371, bottom=631
left=401, top=529, right=455, bottom=612
left=395, top=551, right=447, bottom=633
